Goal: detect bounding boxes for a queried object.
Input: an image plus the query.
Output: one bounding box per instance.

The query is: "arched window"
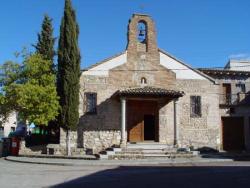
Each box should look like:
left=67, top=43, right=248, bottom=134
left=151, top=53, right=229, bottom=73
left=141, top=77, right=147, bottom=84
left=137, top=21, right=147, bottom=43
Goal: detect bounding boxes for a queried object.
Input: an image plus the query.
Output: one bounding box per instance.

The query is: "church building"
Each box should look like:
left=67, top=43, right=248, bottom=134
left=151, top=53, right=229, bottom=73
left=76, top=14, right=221, bottom=153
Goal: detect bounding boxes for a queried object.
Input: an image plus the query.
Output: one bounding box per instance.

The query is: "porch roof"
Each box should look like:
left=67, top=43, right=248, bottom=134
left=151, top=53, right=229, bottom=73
left=117, top=86, right=185, bottom=98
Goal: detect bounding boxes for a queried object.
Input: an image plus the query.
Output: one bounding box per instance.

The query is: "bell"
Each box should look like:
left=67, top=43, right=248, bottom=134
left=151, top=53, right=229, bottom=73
left=139, top=29, right=145, bottom=37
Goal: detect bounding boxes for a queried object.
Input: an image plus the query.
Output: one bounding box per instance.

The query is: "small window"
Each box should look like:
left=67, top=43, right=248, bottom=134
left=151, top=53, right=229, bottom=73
left=190, top=96, right=201, bottom=117
left=141, top=77, right=147, bottom=84
left=85, top=92, right=97, bottom=114
left=236, top=83, right=246, bottom=93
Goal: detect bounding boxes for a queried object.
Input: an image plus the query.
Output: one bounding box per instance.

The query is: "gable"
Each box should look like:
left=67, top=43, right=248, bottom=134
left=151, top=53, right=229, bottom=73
left=160, top=50, right=214, bottom=81
left=82, top=52, right=127, bottom=76
left=82, top=49, right=215, bottom=83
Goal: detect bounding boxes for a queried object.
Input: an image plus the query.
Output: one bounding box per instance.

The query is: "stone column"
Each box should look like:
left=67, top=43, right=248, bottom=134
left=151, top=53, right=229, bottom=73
left=120, top=97, right=127, bottom=147
left=173, top=99, right=179, bottom=146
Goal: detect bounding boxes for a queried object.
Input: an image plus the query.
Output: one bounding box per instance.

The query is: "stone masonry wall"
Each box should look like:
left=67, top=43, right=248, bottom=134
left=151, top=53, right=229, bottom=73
left=59, top=128, right=77, bottom=147
left=176, top=80, right=220, bottom=149
left=156, top=79, right=220, bottom=149
left=83, top=131, right=121, bottom=154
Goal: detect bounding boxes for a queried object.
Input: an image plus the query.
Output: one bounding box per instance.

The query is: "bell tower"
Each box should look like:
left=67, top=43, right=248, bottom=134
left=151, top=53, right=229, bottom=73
left=126, top=14, right=160, bottom=71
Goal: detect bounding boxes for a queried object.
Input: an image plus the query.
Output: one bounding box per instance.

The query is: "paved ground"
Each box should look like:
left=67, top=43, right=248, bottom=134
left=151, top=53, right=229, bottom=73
left=1, top=158, right=250, bottom=188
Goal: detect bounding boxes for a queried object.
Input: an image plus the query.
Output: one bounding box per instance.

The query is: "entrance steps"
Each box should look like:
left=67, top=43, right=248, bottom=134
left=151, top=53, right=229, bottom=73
left=126, top=143, right=174, bottom=150
left=98, top=143, right=199, bottom=160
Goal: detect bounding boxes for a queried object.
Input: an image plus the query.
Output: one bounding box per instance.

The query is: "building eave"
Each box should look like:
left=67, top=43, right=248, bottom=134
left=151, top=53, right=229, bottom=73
left=116, top=86, right=185, bottom=98
left=198, top=68, right=250, bottom=76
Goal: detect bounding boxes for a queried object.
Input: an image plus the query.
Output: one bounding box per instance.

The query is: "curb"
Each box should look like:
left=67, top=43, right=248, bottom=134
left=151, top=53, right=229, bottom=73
left=4, top=156, right=234, bottom=167
left=18, top=154, right=98, bottom=160
left=5, top=157, right=74, bottom=166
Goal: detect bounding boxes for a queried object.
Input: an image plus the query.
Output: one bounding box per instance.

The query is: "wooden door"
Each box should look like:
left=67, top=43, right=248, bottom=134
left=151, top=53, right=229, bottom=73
left=127, top=101, right=144, bottom=142
left=128, top=114, right=143, bottom=142
left=222, top=117, right=245, bottom=151
left=127, top=100, right=158, bottom=142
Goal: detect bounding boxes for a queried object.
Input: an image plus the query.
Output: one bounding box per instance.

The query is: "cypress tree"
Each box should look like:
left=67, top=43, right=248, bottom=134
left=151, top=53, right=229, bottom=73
left=57, top=0, right=81, bottom=155
left=34, top=14, right=56, bottom=63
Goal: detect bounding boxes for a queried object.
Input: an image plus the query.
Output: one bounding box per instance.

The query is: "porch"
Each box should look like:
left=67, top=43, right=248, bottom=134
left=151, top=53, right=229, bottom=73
left=115, top=86, right=184, bottom=147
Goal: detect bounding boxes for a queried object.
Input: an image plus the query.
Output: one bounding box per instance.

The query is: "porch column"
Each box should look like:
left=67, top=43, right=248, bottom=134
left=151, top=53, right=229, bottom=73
left=173, top=99, right=179, bottom=146
left=120, top=97, right=126, bottom=147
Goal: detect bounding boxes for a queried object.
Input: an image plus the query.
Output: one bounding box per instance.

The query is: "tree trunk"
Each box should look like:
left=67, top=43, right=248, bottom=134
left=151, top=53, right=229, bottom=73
left=66, top=129, right=71, bottom=156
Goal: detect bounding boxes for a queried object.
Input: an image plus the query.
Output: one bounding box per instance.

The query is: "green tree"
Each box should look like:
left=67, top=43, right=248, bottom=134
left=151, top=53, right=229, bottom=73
left=0, top=61, right=21, bottom=120
left=0, top=54, right=60, bottom=126
left=57, top=0, right=81, bottom=155
left=34, top=14, right=56, bottom=68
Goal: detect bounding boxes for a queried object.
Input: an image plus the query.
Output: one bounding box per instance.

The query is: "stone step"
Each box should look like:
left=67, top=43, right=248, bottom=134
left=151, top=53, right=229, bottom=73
left=105, top=150, right=195, bottom=155
left=128, top=142, right=170, bottom=145
left=107, top=153, right=195, bottom=160
left=126, top=143, right=173, bottom=150
left=122, top=148, right=177, bottom=153
left=143, top=153, right=194, bottom=157
left=116, top=151, right=180, bottom=155
left=98, top=144, right=199, bottom=160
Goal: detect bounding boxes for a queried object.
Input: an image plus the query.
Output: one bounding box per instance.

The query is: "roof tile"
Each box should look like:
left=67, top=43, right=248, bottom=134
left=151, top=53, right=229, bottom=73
left=118, top=86, right=184, bottom=97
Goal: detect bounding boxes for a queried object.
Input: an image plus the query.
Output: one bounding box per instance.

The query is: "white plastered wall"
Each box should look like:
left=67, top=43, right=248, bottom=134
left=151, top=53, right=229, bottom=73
left=159, top=52, right=206, bottom=80
left=82, top=50, right=209, bottom=80
left=82, top=52, right=127, bottom=76
left=225, top=60, right=250, bottom=71
left=1, top=112, right=17, bottom=137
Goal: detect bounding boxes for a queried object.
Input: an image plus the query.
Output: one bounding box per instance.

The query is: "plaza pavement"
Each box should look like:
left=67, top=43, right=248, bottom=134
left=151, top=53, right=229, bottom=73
left=1, top=158, right=250, bottom=188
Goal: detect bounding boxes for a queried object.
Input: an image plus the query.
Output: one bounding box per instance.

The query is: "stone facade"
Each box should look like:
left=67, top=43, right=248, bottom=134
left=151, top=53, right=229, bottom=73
left=176, top=80, right=220, bottom=148
left=66, top=14, right=222, bottom=154
left=82, top=131, right=121, bottom=154
left=153, top=79, right=220, bottom=149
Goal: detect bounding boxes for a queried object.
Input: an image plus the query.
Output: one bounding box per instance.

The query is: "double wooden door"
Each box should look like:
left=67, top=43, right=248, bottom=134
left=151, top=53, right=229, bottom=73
left=127, top=100, right=158, bottom=142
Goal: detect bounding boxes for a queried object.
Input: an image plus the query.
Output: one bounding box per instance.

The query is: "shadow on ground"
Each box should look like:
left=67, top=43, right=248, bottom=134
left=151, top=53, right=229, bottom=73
left=197, top=147, right=250, bottom=161
left=201, top=152, right=250, bottom=161
left=51, top=165, right=250, bottom=188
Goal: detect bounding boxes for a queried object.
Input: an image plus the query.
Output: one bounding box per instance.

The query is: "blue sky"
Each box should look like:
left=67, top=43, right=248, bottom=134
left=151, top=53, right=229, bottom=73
left=0, top=0, right=250, bottom=69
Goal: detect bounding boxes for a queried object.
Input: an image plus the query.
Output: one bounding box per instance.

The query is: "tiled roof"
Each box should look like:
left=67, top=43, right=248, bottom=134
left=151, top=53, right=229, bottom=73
left=198, top=68, right=250, bottom=76
left=117, top=86, right=184, bottom=97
